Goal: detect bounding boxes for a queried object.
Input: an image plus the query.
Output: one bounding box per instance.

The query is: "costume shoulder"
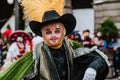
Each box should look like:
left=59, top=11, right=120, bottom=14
left=33, top=42, right=43, bottom=60
left=33, top=42, right=43, bottom=51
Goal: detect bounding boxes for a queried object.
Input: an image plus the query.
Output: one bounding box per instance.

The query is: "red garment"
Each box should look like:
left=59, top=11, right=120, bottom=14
left=15, top=43, right=26, bottom=59
left=2, top=30, right=12, bottom=39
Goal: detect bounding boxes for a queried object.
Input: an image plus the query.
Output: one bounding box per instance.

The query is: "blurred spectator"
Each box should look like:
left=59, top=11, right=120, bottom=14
left=92, top=32, right=105, bottom=50
left=73, top=31, right=82, bottom=43
left=2, top=25, right=12, bottom=41
left=0, top=32, right=10, bottom=67
left=1, top=30, right=31, bottom=71
left=82, top=29, right=93, bottom=48
left=67, top=31, right=83, bottom=45
left=1, top=40, right=10, bottom=64
left=67, top=32, right=75, bottom=40
left=108, top=34, right=120, bottom=78
left=0, top=39, right=3, bottom=67
left=0, top=39, right=9, bottom=68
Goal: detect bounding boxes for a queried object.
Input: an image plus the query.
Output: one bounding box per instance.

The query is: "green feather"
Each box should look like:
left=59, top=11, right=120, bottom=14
left=0, top=52, right=34, bottom=80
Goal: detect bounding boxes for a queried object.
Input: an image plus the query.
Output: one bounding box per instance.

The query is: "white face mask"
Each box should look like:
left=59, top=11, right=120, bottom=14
left=41, top=22, right=66, bottom=49
left=17, top=37, right=23, bottom=42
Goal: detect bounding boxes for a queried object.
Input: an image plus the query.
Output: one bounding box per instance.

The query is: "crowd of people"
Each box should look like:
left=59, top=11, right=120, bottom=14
left=67, top=29, right=104, bottom=48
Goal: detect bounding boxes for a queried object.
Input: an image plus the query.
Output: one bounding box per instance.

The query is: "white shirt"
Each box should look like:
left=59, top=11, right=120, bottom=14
left=2, top=42, right=30, bottom=70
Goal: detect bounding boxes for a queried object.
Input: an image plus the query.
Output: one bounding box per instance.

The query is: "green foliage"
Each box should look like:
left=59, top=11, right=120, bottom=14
left=0, top=52, right=33, bottom=80
left=98, top=18, right=119, bottom=42
left=71, top=40, right=83, bottom=50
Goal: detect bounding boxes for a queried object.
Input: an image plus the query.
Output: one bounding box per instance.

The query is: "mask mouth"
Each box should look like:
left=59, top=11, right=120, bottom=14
left=17, top=37, right=23, bottom=42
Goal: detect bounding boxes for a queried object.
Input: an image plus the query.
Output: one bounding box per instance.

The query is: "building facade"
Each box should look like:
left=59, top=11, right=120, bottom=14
left=93, top=0, right=120, bottom=30
left=65, top=0, right=120, bottom=31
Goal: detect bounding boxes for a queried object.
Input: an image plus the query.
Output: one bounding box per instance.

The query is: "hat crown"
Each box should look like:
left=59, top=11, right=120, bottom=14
left=29, top=10, right=76, bottom=37
left=42, top=10, right=60, bottom=22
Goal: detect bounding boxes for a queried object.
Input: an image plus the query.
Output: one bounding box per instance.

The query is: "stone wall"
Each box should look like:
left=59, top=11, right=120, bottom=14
left=93, top=0, right=120, bottom=30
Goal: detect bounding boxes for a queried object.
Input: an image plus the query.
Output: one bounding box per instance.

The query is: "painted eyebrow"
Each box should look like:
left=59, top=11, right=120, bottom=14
left=45, top=29, right=50, bottom=31
left=45, top=27, right=61, bottom=31
left=56, top=27, right=61, bottom=30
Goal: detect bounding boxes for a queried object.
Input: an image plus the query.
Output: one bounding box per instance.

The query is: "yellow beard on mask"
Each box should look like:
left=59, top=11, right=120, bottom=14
left=43, top=29, right=66, bottom=49
left=44, top=37, right=63, bottom=49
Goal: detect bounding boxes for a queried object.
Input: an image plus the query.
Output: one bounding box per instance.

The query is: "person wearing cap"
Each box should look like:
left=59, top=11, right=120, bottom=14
left=0, top=0, right=109, bottom=80
left=82, top=29, right=94, bottom=48
left=71, top=31, right=82, bottom=43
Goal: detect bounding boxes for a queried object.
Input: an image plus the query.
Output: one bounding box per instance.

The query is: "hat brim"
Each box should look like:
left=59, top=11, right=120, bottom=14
left=9, top=30, right=32, bottom=42
left=29, top=14, right=76, bottom=37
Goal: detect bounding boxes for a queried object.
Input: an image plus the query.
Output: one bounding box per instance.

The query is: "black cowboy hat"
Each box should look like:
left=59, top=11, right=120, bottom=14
left=29, top=10, right=76, bottom=37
